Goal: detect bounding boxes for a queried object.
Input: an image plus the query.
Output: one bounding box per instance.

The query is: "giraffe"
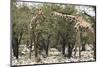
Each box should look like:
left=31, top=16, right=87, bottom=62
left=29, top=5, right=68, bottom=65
left=51, top=11, right=95, bottom=59
left=28, top=8, right=45, bottom=62
left=29, top=10, right=95, bottom=61
left=52, top=11, right=94, bottom=33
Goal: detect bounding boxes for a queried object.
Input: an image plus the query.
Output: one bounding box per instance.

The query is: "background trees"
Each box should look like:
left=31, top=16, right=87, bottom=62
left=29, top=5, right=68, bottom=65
left=11, top=1, right=96, bottom=63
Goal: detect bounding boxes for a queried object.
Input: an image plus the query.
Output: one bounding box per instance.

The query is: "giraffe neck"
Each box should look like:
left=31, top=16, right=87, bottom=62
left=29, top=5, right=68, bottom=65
left=52, top=11, right=78, bottom=23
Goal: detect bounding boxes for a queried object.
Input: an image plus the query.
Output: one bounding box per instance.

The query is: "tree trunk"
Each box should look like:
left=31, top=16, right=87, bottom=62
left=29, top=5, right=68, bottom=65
left=18, top=30, right=23, bottom=46
left=93, top=42, right=96, bottom=60
left=12, top=36, right=19, bottom=59
left=46, top=41, right=49, bottom=56
left=62, top=40, right=66, bottom=56
left=81, top=43, right=86, bottom=51
left=34, top=34, right=38, bottom=62
left=46, top=35, right=51, bottom=56
left=29, top=38, right=32, bottom=59
left=68, top=44, right=72, bottom=58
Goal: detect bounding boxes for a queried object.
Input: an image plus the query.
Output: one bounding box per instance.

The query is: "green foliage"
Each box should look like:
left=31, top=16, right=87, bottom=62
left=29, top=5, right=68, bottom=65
left=12, top=2, right=95, bottom=48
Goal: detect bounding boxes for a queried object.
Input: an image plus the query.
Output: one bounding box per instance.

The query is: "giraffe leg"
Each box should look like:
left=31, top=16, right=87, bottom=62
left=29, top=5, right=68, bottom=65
left=74, top=47, right=77, bottom=57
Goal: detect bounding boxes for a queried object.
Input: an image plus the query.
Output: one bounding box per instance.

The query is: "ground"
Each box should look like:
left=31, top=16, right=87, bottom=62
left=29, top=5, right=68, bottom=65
left=12, top=44, right=95, bottom=66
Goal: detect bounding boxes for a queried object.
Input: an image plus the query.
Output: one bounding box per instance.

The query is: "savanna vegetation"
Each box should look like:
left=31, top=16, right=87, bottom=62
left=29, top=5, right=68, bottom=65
left=11, top=0, right=96, bottom=66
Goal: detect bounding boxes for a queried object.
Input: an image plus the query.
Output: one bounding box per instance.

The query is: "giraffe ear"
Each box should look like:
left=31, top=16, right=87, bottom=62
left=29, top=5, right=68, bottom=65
left=75, top=16, right=78, bottom=21
left=75, top=16, right=78, bottom=18
left=76, top=16, right=80, bottom=20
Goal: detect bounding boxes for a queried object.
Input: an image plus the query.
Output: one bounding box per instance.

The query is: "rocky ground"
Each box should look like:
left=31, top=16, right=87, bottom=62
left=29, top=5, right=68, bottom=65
left=12, top=44, right=95, bottom=66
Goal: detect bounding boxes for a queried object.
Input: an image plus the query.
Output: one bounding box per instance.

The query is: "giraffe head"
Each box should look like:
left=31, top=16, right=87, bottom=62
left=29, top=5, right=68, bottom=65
left=75, top=16, right=83, bottom=23
left=34, top=8, right=43, bottom=16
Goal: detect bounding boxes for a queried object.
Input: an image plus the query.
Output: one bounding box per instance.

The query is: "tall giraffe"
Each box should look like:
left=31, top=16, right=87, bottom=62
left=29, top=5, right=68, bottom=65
left=29, top=10, right=95, bottom=61
left=52, top=11, right=95, bottom=59
left=52, top=11, right=94, bottom=33
left=29, top=8, right=45, bottom=62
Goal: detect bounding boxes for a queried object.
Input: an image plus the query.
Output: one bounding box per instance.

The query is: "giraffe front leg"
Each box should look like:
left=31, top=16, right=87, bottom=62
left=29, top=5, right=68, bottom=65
left=72, top=44, right=77, bottom=58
